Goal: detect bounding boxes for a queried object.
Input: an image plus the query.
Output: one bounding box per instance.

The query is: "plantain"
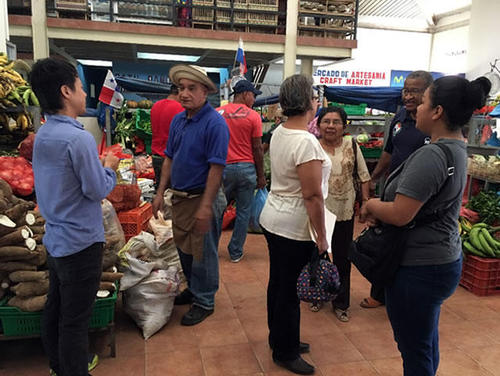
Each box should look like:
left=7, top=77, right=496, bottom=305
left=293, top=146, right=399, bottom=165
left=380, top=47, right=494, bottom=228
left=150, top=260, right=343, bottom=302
left=463, top=240, right=487, bottom=257
left=481, top=228, right=500, bottom=252
left=478, top=231, right=496, bottom=257
left=469, top=227, right=483, bottom=252
left=29, top=91, right=39, bottom=107
left=22, top=89, right=31, bottom=106
left=460, top=217, right=472, bottom=233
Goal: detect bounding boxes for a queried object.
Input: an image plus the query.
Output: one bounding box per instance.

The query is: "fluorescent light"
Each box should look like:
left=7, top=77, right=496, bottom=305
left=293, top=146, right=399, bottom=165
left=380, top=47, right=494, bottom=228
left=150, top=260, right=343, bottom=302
left=77, top=59, right=112, bottom=67
left=201, top=67, right=222, bottom=73
left=137, top=52, right=200, bottom=62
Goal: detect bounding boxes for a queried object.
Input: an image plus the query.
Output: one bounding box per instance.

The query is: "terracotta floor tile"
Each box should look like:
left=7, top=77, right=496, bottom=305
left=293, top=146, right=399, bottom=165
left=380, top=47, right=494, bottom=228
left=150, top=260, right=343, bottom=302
left=145, top=322, right=198, bottom=354
left=370, top=357, right=403, bottom=376
left=444, top=302, right=500, bottom=322
left=92, top=354, right=145, bottom=376
left=114, top=327, right=146, bottom=357
left=241, top=315, right=270, bottom=343
left=463, top=344, right=500, bottom=376
left=436, top=349, right=494, bottom=376
left=200, top=343, right=262, bottom=376
left=320, top=360, right=379, bottom=376
left=220, top=262, right=262, bottom=284
left=194, top=318, right=249, bottom=348
left=439, top=320, right=498, bottom=350
left=468, top=318, right=500, bottom=343
left=307, top=333, right=364, bottom=366
left=251, top=340, right=282, bottom=373
left=146, top=349, right=203, bottom=376
left=300, top=307, right=344, bottom=338
left=345, top=329, right=400, bottom=360
left=225, top=281, right=267, bottom=303
left=233, top=295, right=268, bottom=321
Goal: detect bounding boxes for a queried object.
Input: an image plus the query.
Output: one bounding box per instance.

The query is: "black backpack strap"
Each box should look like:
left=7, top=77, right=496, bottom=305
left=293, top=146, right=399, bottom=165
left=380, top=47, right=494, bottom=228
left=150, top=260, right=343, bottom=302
left=413, top=142, right=455, bottom=226
left=433, top=142, right=455, bottom=177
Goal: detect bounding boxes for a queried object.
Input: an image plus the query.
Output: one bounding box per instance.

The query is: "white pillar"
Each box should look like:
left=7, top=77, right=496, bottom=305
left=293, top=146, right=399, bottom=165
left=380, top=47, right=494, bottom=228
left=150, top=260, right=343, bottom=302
left=31, top=0, right=49, bottom=60
left=0, top=0, right=8, bottom=54
left=283, top=0, right=298, bottom=79
left=300, top=58, right=313, bottom=77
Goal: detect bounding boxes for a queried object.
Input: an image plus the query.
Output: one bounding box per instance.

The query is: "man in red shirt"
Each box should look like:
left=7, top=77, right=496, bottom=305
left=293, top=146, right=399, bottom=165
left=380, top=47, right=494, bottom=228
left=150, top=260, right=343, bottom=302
left=151, top=85, right=184, bottom=188
left=217, top=80, right=266, bottom=262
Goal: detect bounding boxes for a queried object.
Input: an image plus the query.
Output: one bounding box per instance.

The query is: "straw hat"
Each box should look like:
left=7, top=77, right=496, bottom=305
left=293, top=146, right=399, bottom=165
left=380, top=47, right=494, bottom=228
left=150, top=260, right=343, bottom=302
left=169, top=64, right=218, bottom=94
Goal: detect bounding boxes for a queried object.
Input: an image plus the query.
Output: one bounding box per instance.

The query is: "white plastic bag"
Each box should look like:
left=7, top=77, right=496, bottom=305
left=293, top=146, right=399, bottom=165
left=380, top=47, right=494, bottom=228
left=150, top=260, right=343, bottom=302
left=123, top=266, right=180, bottom=339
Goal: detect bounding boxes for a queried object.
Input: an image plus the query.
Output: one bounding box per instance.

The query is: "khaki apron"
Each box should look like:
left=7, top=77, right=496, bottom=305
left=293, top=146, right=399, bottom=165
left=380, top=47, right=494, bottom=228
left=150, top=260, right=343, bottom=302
left=170, top=190, right=205, bottom=261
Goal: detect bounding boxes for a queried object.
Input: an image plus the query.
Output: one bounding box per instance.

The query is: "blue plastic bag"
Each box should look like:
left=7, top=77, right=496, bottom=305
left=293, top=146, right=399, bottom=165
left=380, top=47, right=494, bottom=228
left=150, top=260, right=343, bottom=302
left=248, top=188, right=268, bottom=233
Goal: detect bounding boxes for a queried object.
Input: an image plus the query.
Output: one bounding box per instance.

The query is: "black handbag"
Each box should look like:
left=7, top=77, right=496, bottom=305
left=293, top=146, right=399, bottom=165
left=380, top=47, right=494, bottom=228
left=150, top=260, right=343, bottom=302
left=351, top=138, right=362, bottom=205
left=348, top=143, right=456, bottom=287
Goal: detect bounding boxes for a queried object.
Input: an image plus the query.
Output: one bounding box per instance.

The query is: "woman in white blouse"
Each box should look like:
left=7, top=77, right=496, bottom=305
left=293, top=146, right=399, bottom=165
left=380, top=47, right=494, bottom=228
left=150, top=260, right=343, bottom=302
left=314, top=106, right=370, bottom=321
left=259, top=75, right=331, bottom=376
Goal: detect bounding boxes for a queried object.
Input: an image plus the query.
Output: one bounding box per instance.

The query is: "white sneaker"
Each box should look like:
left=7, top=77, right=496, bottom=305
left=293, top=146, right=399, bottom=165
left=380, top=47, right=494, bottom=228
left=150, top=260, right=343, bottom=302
left=230, top=254, right=244, bottom=263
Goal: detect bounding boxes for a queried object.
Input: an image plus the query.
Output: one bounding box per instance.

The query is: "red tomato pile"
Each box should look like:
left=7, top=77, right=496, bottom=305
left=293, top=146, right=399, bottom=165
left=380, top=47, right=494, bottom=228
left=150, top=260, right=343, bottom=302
left=0, top=156, right=34, bottom=196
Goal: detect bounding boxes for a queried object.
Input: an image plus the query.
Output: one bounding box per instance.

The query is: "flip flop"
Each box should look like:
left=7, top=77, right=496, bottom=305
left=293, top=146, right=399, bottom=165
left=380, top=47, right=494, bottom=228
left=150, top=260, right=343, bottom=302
left=360, top=297, right=383, bottom=308
left=309, top=302, right=323, bottom=312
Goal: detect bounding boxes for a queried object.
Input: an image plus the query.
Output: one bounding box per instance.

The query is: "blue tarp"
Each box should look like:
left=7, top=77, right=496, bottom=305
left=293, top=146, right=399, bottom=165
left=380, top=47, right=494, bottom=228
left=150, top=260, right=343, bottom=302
left=254, top=87, right=403, bottom=113
left=115, top=77, right=172, bottom=94
left=324, top=86, right=402, bottom=113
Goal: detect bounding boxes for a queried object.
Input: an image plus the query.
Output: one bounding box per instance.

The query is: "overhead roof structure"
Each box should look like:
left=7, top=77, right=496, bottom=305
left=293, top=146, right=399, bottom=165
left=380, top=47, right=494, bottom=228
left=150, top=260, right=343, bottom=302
left=358, top=0, right=471, bottom=31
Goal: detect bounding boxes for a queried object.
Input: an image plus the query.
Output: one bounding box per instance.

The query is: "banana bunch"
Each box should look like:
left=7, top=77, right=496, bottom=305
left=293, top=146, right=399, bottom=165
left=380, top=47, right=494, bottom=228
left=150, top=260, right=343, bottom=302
left=460, top=217, right=500, bottom=258
left=0, top=53, right=39, bottom=107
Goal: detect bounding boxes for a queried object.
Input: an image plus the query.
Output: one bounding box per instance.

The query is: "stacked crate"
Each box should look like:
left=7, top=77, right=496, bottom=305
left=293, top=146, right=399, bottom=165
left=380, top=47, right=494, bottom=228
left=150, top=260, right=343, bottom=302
left=460, top=255, right=500, bottom=296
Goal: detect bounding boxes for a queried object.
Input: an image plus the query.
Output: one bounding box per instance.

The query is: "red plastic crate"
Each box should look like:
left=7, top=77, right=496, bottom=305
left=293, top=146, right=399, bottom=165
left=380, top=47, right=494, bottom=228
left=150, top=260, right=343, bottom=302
left=462, top=255, right=500, bottom=280
left=460, top=255, right=500, bottom=296
left=118, top=203, right=152, bottom=241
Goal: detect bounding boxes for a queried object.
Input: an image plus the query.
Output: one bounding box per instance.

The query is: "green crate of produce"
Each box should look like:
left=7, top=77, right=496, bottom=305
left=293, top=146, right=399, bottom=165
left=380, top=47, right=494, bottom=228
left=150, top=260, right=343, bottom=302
left=134, top=109, right=152, bottom=154
left=330, top=102, right=367, bottom=116
left=360, top=146, right=382, bottom=159
left=0, top=286, right=118, bottom=337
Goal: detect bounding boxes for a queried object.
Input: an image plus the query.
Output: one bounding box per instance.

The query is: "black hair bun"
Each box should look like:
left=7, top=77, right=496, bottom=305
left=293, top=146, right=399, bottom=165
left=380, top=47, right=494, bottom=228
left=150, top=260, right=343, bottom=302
left=467, top=77, right=492, bottom=110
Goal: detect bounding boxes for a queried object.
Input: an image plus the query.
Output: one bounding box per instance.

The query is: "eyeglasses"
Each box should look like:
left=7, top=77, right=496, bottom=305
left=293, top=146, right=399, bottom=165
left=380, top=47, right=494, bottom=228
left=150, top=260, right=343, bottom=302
left=402, top=88, right=424, bottom=96
left=320, top=119, right=343, bottom=126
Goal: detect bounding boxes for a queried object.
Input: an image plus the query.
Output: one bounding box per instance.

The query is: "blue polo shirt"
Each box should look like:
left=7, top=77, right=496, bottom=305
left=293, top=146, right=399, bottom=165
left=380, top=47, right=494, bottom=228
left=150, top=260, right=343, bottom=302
left=384, top=107, right=430, bottom=172
left=33, top=115, right=117, bottom=257
left=166, top=102, right=229, bottom=191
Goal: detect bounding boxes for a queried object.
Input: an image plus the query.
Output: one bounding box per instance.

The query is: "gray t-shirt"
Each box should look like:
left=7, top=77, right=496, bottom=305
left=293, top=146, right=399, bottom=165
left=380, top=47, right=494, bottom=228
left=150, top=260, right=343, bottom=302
left=382, top=139, right=467, bottom=266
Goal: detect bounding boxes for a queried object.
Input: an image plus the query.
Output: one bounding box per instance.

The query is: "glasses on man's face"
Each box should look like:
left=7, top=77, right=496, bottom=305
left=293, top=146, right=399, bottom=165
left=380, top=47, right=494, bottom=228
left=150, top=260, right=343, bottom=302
left=320, top=119, right=343, bottom=126
left=402, top=88, right=424, bottom=96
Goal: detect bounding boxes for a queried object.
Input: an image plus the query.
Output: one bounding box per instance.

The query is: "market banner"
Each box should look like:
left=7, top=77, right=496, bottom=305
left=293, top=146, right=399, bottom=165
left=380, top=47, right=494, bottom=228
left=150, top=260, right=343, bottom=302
left=313, top=68, right=391, bottom=87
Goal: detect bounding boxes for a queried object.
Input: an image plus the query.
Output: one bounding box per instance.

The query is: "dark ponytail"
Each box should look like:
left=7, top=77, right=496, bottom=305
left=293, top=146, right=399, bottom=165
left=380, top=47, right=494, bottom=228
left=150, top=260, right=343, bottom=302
left=429, top=76, right=491, bottom=131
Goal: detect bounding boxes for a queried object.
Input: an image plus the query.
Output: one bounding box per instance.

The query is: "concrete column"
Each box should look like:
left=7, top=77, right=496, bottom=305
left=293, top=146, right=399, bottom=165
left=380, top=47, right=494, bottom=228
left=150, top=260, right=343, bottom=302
left=300, top=58, right=313, bottom=77
left=283, top=0, right=298, bottom=79
left=0, top=0, right=8, bottom=54
left=31, top=0, right=49, bottom=60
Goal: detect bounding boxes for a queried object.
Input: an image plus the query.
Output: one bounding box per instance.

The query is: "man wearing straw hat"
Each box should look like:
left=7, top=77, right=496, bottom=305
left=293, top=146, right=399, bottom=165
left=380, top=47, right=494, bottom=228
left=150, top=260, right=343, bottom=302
left=153, top=65, right=229, bottom=326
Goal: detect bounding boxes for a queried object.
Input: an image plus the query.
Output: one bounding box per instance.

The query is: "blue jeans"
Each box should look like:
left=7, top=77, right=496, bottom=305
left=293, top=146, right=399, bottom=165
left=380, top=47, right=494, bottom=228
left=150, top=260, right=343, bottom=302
left=223, top=162, right=257, bottom=260
left=385, top=258, right=462, bottom=376
left=42, top=243, right=103, bottom=376
left=177, top=188, right=226, bottom=310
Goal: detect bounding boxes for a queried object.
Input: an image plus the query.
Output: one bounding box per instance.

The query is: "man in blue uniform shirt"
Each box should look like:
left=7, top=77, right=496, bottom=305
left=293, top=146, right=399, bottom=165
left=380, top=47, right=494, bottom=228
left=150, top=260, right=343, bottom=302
left=153, top=65, right=229, bottom=326
left=31, top=58, right=119, bottom=376
left=361, top=70, right=433, bottom=309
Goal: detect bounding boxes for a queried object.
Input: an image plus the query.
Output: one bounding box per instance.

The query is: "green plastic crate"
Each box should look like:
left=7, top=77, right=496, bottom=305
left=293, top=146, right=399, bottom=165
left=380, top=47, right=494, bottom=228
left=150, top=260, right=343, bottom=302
left=0, top=287, right=118, bottom=337
left=360, top=146, right=382, bottom=159
left=330, top=102, right=367, bottom=116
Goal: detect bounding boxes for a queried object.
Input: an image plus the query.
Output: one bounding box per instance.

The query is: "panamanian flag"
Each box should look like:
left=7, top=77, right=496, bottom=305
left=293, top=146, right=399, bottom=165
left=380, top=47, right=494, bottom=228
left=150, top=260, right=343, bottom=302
left=236, top=37, right=247, bottom=75
left=99, top=70, right=124, bottom=109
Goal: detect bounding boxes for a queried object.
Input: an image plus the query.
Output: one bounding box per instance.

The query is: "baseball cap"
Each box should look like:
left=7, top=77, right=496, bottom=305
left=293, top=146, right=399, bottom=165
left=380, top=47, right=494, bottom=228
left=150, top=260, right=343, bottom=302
left=232, top=80, right=262, bottom=96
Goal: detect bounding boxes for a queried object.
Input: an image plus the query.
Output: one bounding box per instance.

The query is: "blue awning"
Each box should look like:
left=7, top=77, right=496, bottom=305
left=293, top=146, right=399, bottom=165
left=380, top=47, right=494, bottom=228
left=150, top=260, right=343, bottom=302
left=254, top=87, right=402, bottom=113
left=324, top=86, right=402, bottom=113
left=115, top=77, right=172, bottom=94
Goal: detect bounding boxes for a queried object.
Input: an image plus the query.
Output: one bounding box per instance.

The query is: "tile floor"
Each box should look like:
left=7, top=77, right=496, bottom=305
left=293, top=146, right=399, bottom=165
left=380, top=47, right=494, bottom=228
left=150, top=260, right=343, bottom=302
left=1, top=222, right=500, bottom=376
